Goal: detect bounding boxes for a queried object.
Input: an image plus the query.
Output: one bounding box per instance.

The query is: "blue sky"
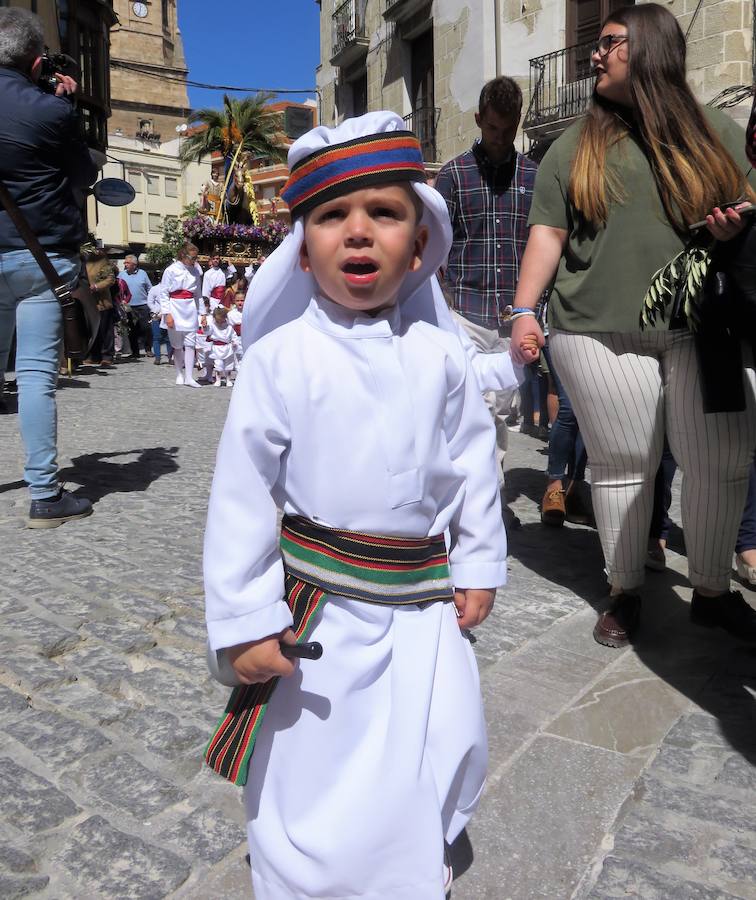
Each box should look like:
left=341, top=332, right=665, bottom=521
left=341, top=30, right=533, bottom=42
left=178, top=0, right=321, bottom=112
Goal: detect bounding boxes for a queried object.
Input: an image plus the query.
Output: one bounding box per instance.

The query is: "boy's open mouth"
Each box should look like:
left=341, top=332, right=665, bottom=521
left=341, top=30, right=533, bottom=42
left=341, top=258, right=379, bottom=285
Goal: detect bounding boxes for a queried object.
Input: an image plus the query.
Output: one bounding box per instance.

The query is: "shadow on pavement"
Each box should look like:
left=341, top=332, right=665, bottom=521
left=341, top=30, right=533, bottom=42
left=59, top=446, right=180, bottom=504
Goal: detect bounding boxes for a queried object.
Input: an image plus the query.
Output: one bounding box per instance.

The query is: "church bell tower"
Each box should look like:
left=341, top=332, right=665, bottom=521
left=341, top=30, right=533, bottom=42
left=109, top=0, right=191, bottom=140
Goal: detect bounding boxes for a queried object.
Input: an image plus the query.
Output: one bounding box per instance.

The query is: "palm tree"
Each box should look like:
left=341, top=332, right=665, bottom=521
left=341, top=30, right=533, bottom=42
left=179, top=93, right=287, bottom=223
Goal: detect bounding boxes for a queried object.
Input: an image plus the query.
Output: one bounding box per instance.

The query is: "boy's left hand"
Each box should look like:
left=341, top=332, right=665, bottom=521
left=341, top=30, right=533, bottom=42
left=454, top=588, right=495, bottom=629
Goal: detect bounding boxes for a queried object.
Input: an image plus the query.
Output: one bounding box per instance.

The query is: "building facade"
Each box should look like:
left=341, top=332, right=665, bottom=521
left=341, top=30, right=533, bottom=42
left=3, top=0, right=117, bottom=153
left=316, top=0, right=755, bottom=167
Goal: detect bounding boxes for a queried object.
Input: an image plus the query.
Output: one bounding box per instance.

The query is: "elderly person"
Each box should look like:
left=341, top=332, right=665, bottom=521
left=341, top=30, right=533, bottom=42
left=119, top=253, right=153, bottom=358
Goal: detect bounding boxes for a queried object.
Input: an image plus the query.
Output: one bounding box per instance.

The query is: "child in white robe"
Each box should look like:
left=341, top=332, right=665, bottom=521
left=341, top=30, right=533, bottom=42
left=157, top=242, right=203, bottom=388
left=205, top=306, right=237, bottom=386
left=204, top=112, right=518, bottom=900
left=226, top=293, right=244, bottom=369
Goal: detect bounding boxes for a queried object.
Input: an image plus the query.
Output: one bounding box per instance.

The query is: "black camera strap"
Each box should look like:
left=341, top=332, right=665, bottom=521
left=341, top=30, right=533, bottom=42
left=0, top=179, right=73, bottom=306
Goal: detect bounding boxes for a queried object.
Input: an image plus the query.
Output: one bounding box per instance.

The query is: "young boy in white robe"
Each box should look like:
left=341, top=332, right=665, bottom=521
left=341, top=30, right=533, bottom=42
left=226, top=293, right=244, bottom=369
left=205, top=306, right=237, bottom=386
left=203, top=112, right=518, bottom=900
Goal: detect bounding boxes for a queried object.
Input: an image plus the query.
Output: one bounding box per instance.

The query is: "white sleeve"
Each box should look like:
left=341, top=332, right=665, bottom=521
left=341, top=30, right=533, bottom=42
left=204, top=348, right=293, bottom=650
left=201, top=270, right=211, bottom=299
left=444, top=349, right=508, bottom=590
left=452, top=316, right=523, bottom=392
left=146, top=287, right=161, bottom=315
left=158, top=268, right=175, bottom=315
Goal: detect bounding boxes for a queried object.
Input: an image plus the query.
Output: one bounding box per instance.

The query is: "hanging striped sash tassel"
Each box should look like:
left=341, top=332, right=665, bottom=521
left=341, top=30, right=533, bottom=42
left=204, top=573, right=326, bottom=786
left=204, top=515, right=454, bottom=786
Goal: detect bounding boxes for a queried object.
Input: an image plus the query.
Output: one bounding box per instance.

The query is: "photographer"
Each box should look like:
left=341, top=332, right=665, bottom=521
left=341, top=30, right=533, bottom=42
left=0, top=8, right=97, bottom=528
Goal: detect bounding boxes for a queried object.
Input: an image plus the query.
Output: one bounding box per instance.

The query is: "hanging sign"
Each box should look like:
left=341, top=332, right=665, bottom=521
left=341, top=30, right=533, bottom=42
left=93, top=178, right=136, bottom=207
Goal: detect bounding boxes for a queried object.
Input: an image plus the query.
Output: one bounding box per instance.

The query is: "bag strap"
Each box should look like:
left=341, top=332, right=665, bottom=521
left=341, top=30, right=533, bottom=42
left=0, top=179, right=73, bottom=305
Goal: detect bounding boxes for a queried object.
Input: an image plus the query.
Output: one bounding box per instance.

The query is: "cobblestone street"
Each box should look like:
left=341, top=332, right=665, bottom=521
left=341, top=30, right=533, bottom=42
left=0, top=357, right=754, bottom=899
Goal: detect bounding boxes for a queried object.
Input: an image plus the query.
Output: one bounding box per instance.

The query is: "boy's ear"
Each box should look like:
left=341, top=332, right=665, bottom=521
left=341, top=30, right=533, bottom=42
left=299, top=240, right=311, bottom=273
left=408, top=225, right=429, bottom=273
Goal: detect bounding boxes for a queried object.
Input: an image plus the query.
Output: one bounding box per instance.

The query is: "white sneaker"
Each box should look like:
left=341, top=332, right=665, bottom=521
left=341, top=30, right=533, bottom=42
left=185, top=377, right=201, bottom=388
left=175, top=372, right=185, bottom=386
left=214, top=377, right=222, bottom=387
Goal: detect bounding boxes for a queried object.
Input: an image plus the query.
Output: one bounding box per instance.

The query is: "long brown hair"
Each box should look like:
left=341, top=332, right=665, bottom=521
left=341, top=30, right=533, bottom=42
left=569, top=3, right=753, bottom=231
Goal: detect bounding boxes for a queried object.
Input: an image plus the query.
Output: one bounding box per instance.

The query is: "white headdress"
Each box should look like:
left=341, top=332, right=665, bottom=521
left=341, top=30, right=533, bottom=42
left=242, top=111, right=457, bottom=350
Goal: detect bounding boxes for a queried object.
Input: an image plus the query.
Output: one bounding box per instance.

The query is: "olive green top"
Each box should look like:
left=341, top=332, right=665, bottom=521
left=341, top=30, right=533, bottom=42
left=528, top=106, right=756, bottom=333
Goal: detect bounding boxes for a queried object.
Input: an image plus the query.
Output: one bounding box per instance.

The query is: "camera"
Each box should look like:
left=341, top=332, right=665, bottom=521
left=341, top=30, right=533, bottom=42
left=36, top=47, right=77, bottom=94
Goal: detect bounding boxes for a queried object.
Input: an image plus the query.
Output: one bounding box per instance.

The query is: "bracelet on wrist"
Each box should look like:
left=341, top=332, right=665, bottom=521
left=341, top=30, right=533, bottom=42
left=510, top=310, right=537, bottom=322
left=511, top=307, right=537, bottom=315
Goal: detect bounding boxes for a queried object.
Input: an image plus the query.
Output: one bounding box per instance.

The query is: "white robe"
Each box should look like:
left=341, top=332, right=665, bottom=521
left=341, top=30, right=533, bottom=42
left=202, top=266, right=227, bottom=308
left=204, top=295, right=507, bottom=900
left=158, top=260, right=202, bottom=332
left=206, top=321, right=237, bottom=370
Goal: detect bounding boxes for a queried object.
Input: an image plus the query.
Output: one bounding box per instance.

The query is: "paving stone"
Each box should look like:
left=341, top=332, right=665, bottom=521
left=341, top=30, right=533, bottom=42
left=82, top=619, right=157, bottom=653
left=109, top=594, right=173, bottom=626
left=120, top=707, right=207, bottom=760
left=71, top=751, right=186, bottom=819
left=0, top=758, right=79, bottom=833
left=42, top=680, right=131, bottom=725
left=0, top=610, right=80, bottom=656
left=710, top=839, right=756, bottom=896
left=58, top=815, right=190, bottom=897
left=0, top=842, right=36, bottom=873
left=0, top=653, right=71, bottom=691
left=147, top=644, right=208, bottom=676
left=160, top=806, right=246, bottom=862
left=586, top=855, right=741, bottom=899
left=124, top=666, right=226, bottom=712
left=638, top=775, right=756, bottom=833
left=5, top=709, right=108, bottom=769
left=716, top=754, right=756, bottom=792
left=58, top=642, right=134, bottom=691
left=0, top=685, right=30, bottom=722
left=0, top=874, right=50, bottom=898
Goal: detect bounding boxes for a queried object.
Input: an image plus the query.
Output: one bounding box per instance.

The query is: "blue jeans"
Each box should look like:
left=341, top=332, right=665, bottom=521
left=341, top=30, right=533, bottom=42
left=151, top=318, right=170, bottom=359
left=542, top=343, right=587, bottom=482
left=0, top=249, right=80, bottom=499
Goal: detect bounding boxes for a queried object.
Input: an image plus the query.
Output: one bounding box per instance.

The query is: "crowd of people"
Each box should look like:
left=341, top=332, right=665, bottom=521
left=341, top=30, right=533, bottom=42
left=1, top=2, right=755, bottom=897
left=73, top=248, right=261, bottom=388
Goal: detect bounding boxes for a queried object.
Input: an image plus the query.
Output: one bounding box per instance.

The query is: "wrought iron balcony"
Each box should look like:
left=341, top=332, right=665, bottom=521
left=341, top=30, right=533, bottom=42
left=523, top=40, right=595, bottom=139
left=330, top=0, right=369, bottom=68
left=403, top=106, right=439, bottom=163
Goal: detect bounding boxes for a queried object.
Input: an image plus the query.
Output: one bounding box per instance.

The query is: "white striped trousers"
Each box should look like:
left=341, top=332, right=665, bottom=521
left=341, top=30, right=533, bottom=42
left=549, top=329, right=756, bottom=592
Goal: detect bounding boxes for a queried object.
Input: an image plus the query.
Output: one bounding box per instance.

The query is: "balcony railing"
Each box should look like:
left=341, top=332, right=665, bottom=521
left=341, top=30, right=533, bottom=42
left=330, top=0, right=369, bottom=68
left=523, top=40, right=595, bottom=138
left=403, top=106, right=439, bottom=163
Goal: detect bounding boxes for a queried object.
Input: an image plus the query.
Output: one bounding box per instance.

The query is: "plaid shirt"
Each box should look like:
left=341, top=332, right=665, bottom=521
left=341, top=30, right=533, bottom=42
left=435, top=142, right=538, bottom=330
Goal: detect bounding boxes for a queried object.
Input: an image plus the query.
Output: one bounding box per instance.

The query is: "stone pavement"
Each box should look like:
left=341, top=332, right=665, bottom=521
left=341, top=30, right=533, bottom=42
left=0, top=357, right=753, bottom=899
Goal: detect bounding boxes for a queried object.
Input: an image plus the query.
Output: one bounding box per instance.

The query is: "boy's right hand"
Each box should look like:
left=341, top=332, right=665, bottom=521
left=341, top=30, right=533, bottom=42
left=227, top=629, right=297, bottom=684
left=165, top=314, right=175, bottom=329
left=511, top=316, right=544, bottom=365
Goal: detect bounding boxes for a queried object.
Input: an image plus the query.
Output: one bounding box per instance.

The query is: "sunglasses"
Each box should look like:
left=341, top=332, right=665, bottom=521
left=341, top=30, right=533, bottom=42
left=592, top=34, right=628, bottom=56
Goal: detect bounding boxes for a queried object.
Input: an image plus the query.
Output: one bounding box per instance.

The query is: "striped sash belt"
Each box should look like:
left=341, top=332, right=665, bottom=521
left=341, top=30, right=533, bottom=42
left=204, top=515, right=454, bottom=785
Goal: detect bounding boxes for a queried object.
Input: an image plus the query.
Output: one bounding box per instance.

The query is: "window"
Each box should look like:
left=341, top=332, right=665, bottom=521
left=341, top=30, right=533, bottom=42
left=260, top=184, right=277, bottom=200
left=130, top=212, right=143, bottom=232
left=164, top=177, right=178, bottom=198
left=149, top=213, right=162, bottom=233
left=567, top=0, right=633, bottom=74
left=146, top=174, right=159, bottom=195
left=162, top=0, right=169, bottom=29
left=128, top=171, right=142, bottom=193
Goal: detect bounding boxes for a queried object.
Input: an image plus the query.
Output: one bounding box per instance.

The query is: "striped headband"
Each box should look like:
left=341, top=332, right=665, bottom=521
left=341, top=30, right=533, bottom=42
left=281, top=131, right=426, bottom=220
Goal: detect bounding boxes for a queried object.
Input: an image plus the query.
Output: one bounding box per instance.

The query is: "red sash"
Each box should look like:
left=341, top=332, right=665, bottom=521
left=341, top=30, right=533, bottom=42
left=170, top=290, right=193, bottom=299
left=212, top=339, right=229, bottom=346
left=232, top=323, right=241, bottom=336
left=211, top=286, right=226, bottom=300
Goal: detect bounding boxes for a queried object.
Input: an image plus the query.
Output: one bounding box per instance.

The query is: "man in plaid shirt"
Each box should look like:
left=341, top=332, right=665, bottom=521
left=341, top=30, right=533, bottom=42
left=435, top=77, right=538, bottom=472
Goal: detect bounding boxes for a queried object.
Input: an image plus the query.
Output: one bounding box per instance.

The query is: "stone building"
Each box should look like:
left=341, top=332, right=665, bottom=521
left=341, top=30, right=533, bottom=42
left=3, top=0, right=117, bottom=154
left=316, top=0, right=755, bottom=167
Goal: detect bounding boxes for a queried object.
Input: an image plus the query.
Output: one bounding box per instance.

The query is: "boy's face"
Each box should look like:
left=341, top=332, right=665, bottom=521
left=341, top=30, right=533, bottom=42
left=299, top=184, right=428, bottom=314
left=235, top=296, right=244, bottom=310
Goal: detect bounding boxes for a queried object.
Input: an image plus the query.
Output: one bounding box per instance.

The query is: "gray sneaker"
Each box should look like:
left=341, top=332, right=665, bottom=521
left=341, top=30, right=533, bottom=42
left=28, top=489, right=93, bottom=529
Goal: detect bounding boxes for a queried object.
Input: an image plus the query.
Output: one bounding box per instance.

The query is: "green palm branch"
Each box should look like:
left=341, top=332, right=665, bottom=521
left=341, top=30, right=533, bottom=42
left=641, top=243, right=713, bottom=331
left=179, top=93, right=287, bottom=169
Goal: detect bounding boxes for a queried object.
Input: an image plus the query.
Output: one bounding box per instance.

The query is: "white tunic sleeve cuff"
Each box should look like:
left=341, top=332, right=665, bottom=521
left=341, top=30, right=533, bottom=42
left=207, top=600, right=294, bottom=652
left=471, top=352, right=523, bottom=393
left=450, top=560, right=507, bottom=590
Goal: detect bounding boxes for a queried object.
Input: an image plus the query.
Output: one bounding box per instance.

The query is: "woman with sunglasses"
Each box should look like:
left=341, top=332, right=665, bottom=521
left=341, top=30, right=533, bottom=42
left=510, top=3, right=756, bottom=647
